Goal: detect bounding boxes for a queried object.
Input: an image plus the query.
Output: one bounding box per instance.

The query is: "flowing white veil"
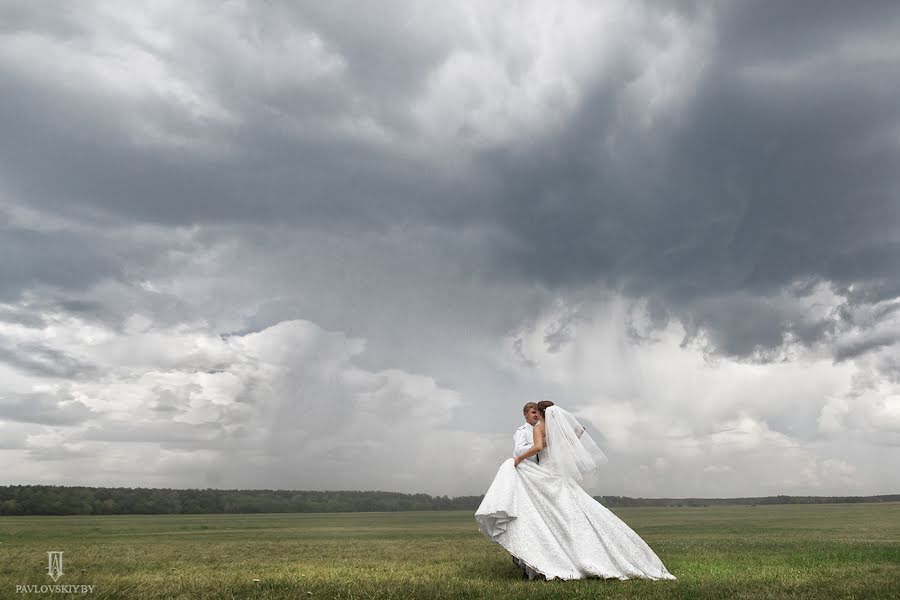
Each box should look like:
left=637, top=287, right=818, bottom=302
left=543, top=405, right=608, bottom=487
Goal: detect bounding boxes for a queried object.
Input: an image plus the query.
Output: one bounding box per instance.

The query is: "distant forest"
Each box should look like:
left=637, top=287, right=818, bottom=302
left=1, top=486, right=898, bottom=516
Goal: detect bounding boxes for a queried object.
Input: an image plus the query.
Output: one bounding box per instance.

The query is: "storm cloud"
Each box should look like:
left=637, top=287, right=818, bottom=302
left=1, top=1, right=899, bottom=496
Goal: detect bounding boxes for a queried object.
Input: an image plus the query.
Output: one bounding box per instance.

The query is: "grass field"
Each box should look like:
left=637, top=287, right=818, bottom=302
left=1, top=503, right=899, bottom=599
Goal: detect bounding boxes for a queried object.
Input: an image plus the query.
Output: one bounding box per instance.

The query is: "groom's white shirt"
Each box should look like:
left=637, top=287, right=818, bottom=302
left=513, top=423, right=538, bottom=463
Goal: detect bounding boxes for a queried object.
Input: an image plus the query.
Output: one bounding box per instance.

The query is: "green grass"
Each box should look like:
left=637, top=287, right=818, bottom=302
left=1, top=503, right=899, bottom=599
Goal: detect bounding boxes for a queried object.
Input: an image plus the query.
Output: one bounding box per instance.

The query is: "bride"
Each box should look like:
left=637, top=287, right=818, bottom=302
left=475, top=401, right=676, bottom=581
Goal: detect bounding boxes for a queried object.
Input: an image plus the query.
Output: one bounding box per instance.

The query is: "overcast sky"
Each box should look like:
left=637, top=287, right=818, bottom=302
left=2, top=1, right=899, bottom=497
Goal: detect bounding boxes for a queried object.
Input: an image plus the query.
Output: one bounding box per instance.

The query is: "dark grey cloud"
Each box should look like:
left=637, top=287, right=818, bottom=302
left=0, top=391, right=94, bottom=426
left=279, top=1, right=449, bottom=101
left=0, top=3, right=84, bottom=40
left=0, top=342, right=95, bottom=378
left=1, top=1, right=897, bottom=364
left=835, top=330, right=899, bottom=362
left=0, top=303, right=47, bottom=328
left=0, top=224, right=123, bottom=300
left=81, top=421, right=223, bottom=446
left=470, top=2, right=900, bottom=357
left=0, top=2, right=465, bottom=231
left=719, top=0, right=900, bottom=62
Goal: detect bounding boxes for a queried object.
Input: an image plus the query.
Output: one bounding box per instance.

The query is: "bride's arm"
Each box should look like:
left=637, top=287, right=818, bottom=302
left=514, top=423, right=545, bottom=466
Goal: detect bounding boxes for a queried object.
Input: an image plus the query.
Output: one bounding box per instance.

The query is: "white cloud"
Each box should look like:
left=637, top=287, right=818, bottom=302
left=702, top=465, right=732, bottom=474
left=739, top=27, right=900, bottom=87
left=0, top=312, right=502, bottom=494
left=499, top=293, right=899, bottom=496
left=412, top=1, right=714, bottom=153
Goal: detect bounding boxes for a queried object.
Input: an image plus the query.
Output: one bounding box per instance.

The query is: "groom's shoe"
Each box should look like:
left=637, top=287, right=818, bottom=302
left=511, top=556, right=529, bottom=579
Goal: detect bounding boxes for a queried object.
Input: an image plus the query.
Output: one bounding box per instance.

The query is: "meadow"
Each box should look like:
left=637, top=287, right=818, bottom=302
left=1, top=503, right=898, bottom=599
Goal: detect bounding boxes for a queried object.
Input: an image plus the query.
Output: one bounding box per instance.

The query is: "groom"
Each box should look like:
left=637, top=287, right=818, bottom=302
left=513, top=402, right=541, bottom=464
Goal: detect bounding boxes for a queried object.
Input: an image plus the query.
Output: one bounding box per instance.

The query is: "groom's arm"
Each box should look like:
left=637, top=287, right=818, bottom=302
left=514, top=425, right=544, bottom=466
left=513, top=428, right=531, bottom=457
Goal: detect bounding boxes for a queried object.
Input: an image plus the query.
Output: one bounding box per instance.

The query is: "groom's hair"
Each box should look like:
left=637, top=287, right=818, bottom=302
left=522, top=402, right=538, bottom=414
left=537, top=400, right=555, bottom=416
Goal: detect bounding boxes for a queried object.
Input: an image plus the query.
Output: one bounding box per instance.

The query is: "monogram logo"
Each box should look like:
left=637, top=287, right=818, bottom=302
left=46, top=551, right=64, bottom=582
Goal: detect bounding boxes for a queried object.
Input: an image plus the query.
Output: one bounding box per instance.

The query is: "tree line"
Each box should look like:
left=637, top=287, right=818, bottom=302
left=0, top=486, right=483, bottom=515
left=595, top=494, right=900, bottom=508
left=0, top=486, right=897, bottom=516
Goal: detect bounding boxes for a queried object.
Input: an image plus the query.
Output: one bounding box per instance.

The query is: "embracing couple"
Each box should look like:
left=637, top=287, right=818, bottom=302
left=475, top=400, right=676, bottom=581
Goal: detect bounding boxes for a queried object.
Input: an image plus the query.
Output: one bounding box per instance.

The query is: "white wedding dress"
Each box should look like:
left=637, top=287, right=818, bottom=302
left=475, top=407, right=676, bottom=581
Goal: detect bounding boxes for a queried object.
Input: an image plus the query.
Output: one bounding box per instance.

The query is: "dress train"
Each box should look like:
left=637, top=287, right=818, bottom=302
left=476, top=458, right=675, bottom=581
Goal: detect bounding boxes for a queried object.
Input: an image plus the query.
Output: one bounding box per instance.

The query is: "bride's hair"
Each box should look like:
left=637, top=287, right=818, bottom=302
left=537, top=400, right=555, bottom=416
